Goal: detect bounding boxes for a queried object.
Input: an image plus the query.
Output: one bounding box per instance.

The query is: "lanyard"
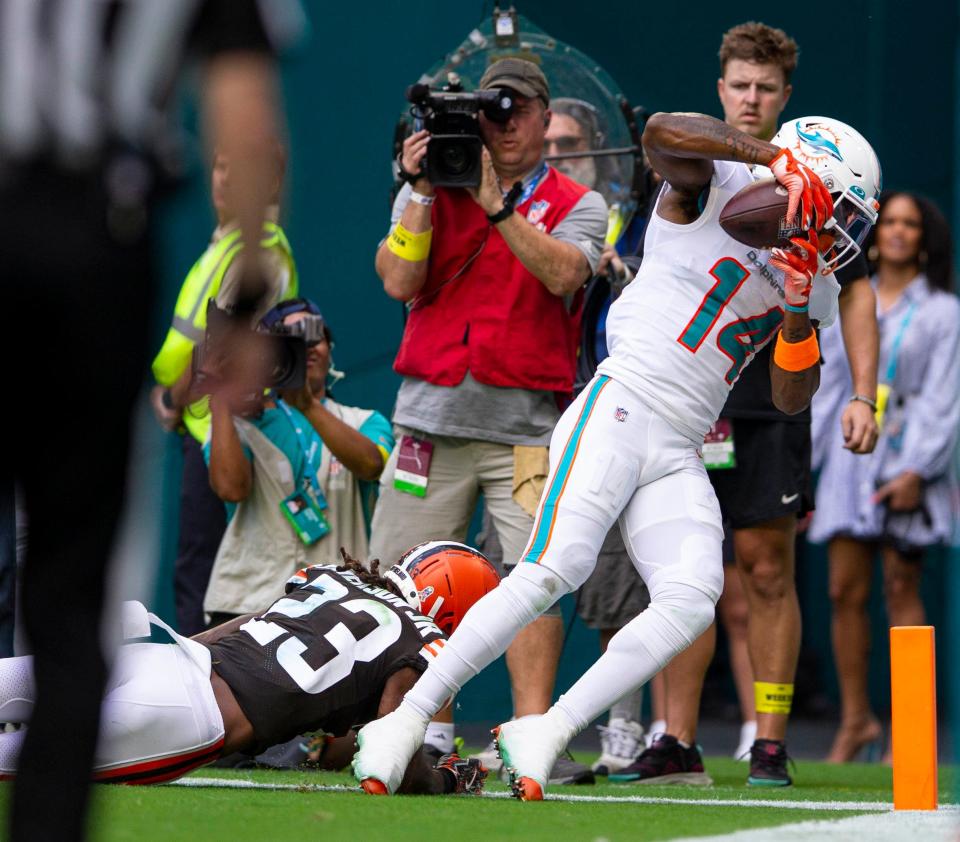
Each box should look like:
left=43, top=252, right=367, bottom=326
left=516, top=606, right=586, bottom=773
left=511, top=162, right=548, bottom=206
left=883, top=301, right=917, bottom=384
left=276, top=400, right=322, bottom=496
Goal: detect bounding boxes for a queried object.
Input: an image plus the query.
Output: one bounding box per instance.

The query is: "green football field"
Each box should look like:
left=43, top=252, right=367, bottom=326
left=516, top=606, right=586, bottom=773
left=2, top=752, right=956, bottom=841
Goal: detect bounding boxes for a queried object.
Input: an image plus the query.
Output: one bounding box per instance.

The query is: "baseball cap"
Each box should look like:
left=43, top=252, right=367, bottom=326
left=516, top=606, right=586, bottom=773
left=479, top=58, right=550, bottom=108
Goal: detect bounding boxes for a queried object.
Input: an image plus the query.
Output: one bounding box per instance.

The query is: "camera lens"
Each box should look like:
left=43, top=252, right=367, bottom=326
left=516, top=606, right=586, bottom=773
left=441, top=141, right=469, bottom=176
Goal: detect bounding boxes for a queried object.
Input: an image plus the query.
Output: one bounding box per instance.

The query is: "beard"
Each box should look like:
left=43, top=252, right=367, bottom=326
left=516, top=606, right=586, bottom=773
left=553, top=156, right=597, bottom=190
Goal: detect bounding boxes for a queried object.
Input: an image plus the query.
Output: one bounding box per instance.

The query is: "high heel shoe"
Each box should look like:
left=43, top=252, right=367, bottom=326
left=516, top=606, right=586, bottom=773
left=826, top=717, right=883, bottom=763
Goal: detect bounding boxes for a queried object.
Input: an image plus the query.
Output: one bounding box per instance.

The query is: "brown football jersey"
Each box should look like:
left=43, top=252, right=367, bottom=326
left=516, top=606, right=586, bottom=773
left=208, top=565, right=444, bottom=753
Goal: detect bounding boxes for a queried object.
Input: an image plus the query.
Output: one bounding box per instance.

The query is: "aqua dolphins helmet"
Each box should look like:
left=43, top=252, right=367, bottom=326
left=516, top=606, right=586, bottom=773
left=756, top=116, right=882, bottom=273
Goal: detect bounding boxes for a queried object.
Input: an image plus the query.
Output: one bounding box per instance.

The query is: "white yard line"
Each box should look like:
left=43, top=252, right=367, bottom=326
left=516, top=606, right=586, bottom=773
left=674, top=809, right=960, bottom=841
left=171, top=776, right=960, bottom=815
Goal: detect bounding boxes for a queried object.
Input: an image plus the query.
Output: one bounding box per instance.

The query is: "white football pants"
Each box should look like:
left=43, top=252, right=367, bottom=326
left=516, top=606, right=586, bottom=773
left=0, top=641, right=224, bottom=784
left=404, top=375, right=724, bottom=732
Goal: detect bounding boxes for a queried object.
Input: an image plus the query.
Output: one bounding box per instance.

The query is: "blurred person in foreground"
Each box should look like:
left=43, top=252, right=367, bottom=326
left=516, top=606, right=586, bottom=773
left=810, top=192, right=960, bottom=762
left=369, top=58, right=606, bottom=784
left=615, top=22, right=881, bottom=789
left=150, top=143, right=298, bottom=637
left=0, top=2, right=302, bottom=837
left=201, top=299, right=393, bottom=628
left=0, top=548, right=494, bottom=795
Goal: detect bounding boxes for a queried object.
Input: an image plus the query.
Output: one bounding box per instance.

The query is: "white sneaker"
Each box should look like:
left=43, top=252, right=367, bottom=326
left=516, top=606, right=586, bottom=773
left=469, top=738, right=504, bottom=775
left=646, top=719, right=667, bottom=749
left=734, top=720, right=757, bottom=760
left=592, top=718, right=645, bottom=775
left=352, top=706, right=427, bottom=794
left=494, top=712, right=573, bottom=801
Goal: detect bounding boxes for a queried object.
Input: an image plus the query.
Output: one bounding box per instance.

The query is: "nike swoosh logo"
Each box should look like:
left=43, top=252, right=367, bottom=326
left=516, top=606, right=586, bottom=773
left=781, top=493, right=800, bottom=504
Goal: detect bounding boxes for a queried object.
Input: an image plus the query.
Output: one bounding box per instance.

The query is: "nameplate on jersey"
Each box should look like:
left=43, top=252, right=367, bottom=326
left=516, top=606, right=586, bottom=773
left=394, top=435, right=433, bottom=497
left=703, top=419, right=736, bottom=470
left=280, top=490, right=330, bottom=545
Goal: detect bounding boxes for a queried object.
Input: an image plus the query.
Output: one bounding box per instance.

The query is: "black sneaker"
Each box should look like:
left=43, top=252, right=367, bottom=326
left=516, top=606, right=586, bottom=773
left=747, top=739, right=793, bottom=787
left=608, top=734, right=712, bottom=785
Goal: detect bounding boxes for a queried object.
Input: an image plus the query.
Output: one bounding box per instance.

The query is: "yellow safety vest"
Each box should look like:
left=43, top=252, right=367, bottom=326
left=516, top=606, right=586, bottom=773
left=152, top=221, right=298, bottom=443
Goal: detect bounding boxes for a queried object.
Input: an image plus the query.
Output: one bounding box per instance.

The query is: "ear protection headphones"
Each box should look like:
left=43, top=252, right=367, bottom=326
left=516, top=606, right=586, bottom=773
left=548, top=97, right=605, bottom=150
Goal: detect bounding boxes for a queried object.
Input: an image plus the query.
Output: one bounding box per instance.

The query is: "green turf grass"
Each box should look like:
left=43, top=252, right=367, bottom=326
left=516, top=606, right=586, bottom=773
left=0, top=754, right=954, bottom=842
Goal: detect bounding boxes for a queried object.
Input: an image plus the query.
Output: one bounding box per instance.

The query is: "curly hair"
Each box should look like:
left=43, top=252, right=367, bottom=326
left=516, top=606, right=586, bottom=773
left=865, top=191, right=955, bottom=292
left=719, top=22, right=799, bottom=82
left=336, top=548, right=399, bottom=595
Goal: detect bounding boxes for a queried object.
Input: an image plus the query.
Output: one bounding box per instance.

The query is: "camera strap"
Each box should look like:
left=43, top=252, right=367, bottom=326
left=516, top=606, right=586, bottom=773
left=277, top=399, right=323, bottom=499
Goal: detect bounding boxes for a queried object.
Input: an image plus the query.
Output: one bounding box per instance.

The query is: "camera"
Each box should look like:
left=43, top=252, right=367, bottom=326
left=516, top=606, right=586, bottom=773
left=406, top=75, right=514, bottom=188
left=194, top=302, right=324, bottom=392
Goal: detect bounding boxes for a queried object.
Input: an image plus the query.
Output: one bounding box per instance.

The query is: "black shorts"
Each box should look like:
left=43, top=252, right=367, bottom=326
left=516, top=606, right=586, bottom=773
left=708, top=418, right=813, bottom=530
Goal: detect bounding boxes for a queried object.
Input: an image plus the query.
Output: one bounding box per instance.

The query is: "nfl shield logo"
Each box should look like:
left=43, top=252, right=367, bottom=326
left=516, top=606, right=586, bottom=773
left=527, top=200, right=550, bottom=225
left=614, top=407, right=628, bottom=422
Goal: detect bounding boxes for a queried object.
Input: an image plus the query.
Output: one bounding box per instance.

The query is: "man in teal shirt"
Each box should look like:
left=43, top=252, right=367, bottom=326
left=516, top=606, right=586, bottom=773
left=202, top=299, right=393, bottom=626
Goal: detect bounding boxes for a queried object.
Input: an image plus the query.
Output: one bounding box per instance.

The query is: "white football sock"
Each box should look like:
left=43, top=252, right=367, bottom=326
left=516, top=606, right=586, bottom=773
left=555, top=580, right=716, bottom=733
left=403, top=563, right=568, bottom=721
left=424, top=721, right=455, bottom=754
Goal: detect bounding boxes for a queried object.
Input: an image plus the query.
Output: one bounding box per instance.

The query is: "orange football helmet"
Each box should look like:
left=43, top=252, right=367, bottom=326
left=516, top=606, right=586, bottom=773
left=384, top=541, right=500, bottom=635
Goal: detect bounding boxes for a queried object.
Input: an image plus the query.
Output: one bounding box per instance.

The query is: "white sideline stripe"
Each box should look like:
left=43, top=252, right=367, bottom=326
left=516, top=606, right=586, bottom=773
left=171, top=777, right=960, bottom=814
left=674, top=808, right=960, bottom=841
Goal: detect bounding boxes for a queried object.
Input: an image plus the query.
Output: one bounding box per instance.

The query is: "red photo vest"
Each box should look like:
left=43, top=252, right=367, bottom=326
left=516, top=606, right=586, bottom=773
left=393, top=167, right=590, bottom=395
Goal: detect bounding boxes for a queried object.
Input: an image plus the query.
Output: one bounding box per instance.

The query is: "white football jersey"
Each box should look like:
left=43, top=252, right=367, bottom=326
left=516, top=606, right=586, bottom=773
left=598, top=160, right=839, bottom=442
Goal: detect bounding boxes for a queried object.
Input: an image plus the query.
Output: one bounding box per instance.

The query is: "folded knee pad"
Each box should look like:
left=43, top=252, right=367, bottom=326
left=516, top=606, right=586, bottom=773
left=504, top=562, right=572, bottom=621
left=650, top=580, right=717, bottom=646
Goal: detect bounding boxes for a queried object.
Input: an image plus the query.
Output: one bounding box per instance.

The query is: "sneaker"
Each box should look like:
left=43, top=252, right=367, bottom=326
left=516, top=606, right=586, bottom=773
left=592, top=718, right=645, bottom=776
left=734, top=721, right=757, bottom=761
left=747, top=739, right=793, bottom=787
left=352, top=707, right=426, bottom=795
left=469, top=738, right=503, bottom=776
left=549, top=751, right=595, bottom=786
left=494, top=712, right=572, bottom=801
left=608, top=733, right=713, bottom=785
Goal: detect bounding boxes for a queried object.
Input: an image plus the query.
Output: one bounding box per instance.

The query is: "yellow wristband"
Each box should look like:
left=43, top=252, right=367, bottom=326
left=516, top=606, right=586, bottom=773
left=387, top=222, right=432, bottom=262
left=773, top=330, right=820, bottom=372
left=754, top=681, right=794, bottom=715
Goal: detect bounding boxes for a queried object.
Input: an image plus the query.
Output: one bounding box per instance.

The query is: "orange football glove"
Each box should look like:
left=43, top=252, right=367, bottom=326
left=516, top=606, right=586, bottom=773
left=769, top=147, right=834, bottom=232
left=770, top=230, right=819, bottom=312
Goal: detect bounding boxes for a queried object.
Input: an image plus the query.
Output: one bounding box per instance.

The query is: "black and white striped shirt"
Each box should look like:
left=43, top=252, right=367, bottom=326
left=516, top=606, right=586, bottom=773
left=0, top=0, right=303, bottom=171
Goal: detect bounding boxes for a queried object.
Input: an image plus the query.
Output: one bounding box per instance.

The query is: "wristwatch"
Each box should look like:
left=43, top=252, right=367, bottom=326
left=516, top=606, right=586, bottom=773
left=487, top=181, right=524, bottom=225
left=396, top=153, right=426, bottom=186
left=848, top=394, right=878, bottom=410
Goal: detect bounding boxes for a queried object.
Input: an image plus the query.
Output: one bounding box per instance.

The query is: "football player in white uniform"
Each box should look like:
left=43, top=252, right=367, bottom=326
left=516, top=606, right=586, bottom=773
left=353, top=111, right=879, bottom=800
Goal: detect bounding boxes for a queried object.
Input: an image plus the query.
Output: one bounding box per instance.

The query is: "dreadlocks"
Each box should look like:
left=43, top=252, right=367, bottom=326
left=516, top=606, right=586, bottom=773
left=336, top=548, right=400, bottom=597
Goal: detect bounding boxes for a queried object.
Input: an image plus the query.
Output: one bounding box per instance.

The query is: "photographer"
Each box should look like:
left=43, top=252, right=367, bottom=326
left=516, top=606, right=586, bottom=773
left=369, top=58, right=607, bottom=784
left=203, top=299, right=393, bottom=626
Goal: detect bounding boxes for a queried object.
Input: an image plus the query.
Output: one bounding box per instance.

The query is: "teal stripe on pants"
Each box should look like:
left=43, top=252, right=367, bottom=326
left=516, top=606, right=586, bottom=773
left=524, top=376, right=609, bottom=564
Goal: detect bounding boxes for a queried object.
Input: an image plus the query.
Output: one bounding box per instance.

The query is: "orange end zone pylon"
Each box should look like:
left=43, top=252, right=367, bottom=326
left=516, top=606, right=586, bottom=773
left=890, top=625, right=938, bottom=810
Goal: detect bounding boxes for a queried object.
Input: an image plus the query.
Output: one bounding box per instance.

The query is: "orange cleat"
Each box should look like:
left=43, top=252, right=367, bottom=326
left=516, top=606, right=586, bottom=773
left=360, top=778, right=389, bottom=795
left=511, top=775, right=544, bottom=802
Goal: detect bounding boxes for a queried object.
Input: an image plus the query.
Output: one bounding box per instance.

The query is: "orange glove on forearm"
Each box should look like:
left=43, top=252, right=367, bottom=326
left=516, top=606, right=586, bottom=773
left=769, top=147, right=834, bottom=231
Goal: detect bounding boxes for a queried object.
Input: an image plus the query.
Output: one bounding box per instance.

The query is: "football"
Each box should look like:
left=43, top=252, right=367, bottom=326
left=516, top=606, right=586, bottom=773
left=719, top=177, right=800, bottom=249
